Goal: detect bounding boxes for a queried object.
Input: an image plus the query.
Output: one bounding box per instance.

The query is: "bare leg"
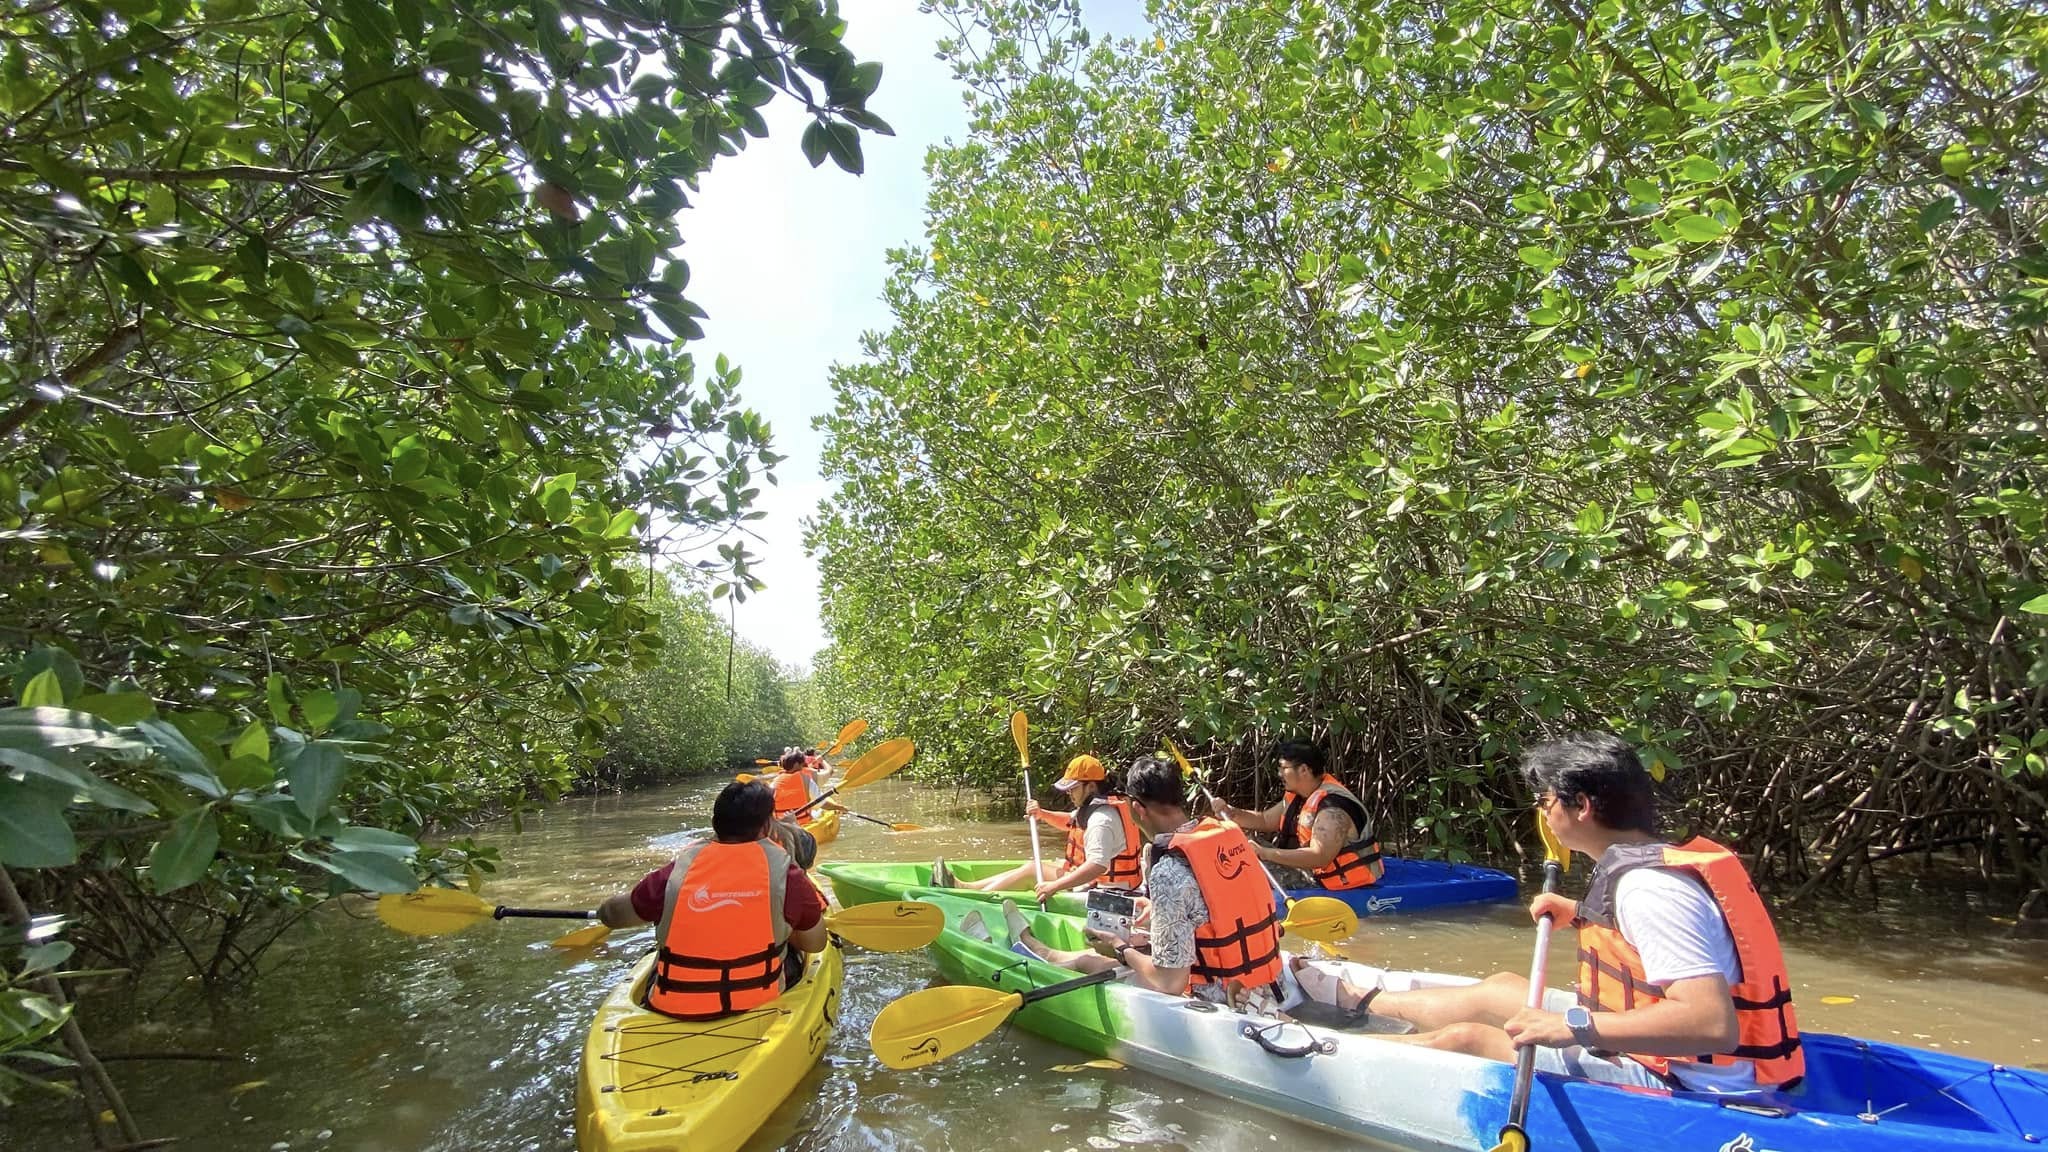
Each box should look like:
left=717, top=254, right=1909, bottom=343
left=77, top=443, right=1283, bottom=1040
left=968, top=862, right=1048, bottom=892
left=1377, top=1021, right=1518, bottom=1063
left=1014, top=927, right=1119, bottom=974
left=1372, top=972, right=1531, bottom=1032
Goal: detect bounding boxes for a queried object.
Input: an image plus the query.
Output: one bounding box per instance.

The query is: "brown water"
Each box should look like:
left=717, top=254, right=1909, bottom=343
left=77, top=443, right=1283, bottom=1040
left=9, top=775, right=2046, bottom=1152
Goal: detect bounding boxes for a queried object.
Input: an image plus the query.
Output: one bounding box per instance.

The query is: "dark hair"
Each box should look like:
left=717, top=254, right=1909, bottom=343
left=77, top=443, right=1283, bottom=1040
left=1274, top=740, right=1325, bottom=772
left=1518, top=733, right=1657, bottom=834
left=1124, top=755, right=1187, bottom=809
left=778, top=750, right=806, bottom=770
left=713, top=781, right=775, bottom=840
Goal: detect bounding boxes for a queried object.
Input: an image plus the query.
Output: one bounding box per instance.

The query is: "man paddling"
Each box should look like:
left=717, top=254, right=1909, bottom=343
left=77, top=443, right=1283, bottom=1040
left=952, top=754, right=1145, bottom=903
left=596, top=781, right=830, bottom=1017
left=1004, top=755, right=1292, bottom=1011
left=770, top=748, right=843, bottom=825
left=1366, top=733, right=1804, bottom=1092
left=1212, top=741, right=1383, bottom=891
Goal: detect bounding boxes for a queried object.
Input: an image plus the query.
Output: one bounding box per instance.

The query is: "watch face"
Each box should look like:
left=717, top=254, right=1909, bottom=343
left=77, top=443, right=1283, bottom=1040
left=1565, top=1006, right=1591, bottom=1029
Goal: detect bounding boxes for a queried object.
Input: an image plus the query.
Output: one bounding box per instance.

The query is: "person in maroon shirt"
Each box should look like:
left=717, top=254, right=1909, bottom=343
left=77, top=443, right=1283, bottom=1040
left=596, top=782, right=828, bottom=989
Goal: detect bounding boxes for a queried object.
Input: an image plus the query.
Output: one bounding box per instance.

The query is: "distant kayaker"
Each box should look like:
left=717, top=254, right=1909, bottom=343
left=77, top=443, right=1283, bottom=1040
left=1210, top=740, right=1383, bottom=891
left=1362, top=733, right=1804, bottom=1093
left=770, top=749, right=842, bottom=825
left=595, top=780, right=830, bottom=1018
left=950, top=754, right=1145, bottom=903
left=1003, top=755, right=1292, bottom=1012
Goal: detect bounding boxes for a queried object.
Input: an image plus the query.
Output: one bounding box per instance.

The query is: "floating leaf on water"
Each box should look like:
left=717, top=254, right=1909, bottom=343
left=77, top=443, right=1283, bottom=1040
left=228, top=1079, right=269, bottom=1096
left=1051, top=1059, right=1124, bottom=1072
left=1820, top=995, right=1856, bottom=1006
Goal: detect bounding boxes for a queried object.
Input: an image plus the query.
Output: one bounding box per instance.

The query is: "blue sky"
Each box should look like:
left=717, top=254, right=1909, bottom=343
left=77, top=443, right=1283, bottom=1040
left=679, top=0, right=1151, bottom=669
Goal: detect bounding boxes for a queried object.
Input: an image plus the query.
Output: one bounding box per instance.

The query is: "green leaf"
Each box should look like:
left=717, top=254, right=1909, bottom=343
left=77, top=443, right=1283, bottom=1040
left=229, top=722, right=270, bottom=764
left=0, top=748, right=155, bottom=813
left=327, top=825, right=419, bottom=857
left=823, top=122, right=864, bottom=175
left=149, top=809, right=220, bottom=893
left=307, top=849, right=417, bottom=893
left=1678, top=155, right=1721, bottom=183
left=0, top=776, right=78, bottom=867
left=1674, top=215, right=1727, bottom=243
left=301, top=690, right=339, bottom=734
left=13, top=649, right=82, bottom=706
left=1939, top=142, right=1972, bottom=179
left=72, top=692, right=156, bottom=725
left=0, top=707, right=127, bottom=753
left=285, top=743, right=347, bottom=819
left=266, top=673, right=293, bottom=727
left=138, top=719, right=225, bottom=798
left=1689, top=597, right=1730, bottom=611
left=2019, top=593, right=2048, bottom=616
left=18, top=670, right=64, bottom=709
left=1516, top=245, right=1559, bottom=270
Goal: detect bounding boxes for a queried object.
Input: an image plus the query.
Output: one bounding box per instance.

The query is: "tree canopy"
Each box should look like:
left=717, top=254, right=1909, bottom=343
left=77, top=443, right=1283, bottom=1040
left=812, top=0, right=2048, bottom=899
left=0, top=1, right=892, bottom=1115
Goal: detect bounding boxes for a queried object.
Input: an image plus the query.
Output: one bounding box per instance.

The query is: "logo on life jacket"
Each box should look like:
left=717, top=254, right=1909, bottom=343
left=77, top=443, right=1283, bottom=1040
left=1214, top=841, right=1250, bottom=880
left=687, top=884, right=762, bottom=914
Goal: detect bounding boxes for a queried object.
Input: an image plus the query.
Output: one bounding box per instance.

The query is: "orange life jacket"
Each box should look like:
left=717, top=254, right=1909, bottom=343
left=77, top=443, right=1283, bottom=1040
left=1575, top=837, right=1804, bottom=1088
left=1150, top=819, right=1285, bottom=992
left=648, top=838, right=791, bottom=1019
left=1278, top=775, right=1383, bottom=890
left=1061, top=795, right=1145, bottom=889
left=773, top=768, right=816, bottom=822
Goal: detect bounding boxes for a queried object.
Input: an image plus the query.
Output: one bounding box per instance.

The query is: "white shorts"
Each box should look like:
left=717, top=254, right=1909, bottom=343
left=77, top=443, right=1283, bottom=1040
left=1532, top=988, right=1676, bottom=1091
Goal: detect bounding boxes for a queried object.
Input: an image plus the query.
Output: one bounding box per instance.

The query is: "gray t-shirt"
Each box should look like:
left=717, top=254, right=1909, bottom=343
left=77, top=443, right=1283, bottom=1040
left=1080, top=804, right=1129, bottom=868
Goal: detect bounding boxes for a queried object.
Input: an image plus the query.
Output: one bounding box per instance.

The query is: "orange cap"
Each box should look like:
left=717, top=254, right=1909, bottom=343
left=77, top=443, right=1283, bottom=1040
left=1054, top=754, right=1105, bottom=792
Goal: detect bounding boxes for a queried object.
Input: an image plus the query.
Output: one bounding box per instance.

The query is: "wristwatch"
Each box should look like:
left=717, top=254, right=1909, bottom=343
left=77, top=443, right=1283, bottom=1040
left=1563, top=1005, right=1598, bottom=1047
left=1116, top=945, right=1136, bottom=966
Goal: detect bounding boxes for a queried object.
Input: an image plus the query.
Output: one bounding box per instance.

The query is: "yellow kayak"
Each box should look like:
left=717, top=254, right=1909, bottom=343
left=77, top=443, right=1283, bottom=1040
left=575, top=938, right=843, bottom=1152
left=802, top=807, right=839, bottom=848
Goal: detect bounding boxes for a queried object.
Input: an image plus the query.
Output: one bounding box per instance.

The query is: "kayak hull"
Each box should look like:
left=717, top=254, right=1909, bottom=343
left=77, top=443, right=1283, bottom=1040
left=575, top=939, right=842, bottom=1152
left=904, top=891, right=2048, bottom=1152
left=820, top=856, right=1517, bottom=917
left=801, top=808, right=840, bottom=849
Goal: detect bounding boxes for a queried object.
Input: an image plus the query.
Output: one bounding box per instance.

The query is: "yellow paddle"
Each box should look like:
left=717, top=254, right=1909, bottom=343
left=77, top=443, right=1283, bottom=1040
left=377, top=887, right=597, bottom=937
left=1011, top=711, right=1047, bottom=906
left=820, top=718, right=868, bottom=757
left=554, top=899, right=947, bottom=952
left=1164, top=739, right=1359, bottom=944
left=871, top=968, right=1121, bottom=1069
left=1489, top=807, right=1571, bottom=1152
left=379, top=889, right=945, bottom=951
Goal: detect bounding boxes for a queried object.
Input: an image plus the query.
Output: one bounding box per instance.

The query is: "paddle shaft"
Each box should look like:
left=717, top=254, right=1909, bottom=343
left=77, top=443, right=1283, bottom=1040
left=1502, top=858, right=1564, bottom=1138
left=494, top=906, right=597, bottom=922
left=844, top=810, right=900, bottom=830
left=1019, top=966, right=1119, bottom=1006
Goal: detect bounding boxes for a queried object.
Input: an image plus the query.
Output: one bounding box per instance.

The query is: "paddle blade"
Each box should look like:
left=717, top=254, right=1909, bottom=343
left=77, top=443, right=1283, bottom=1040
left=755, top=758, right=775, bottom=766
left=889, top=823, right=926, bottom=833
left=736, top=772, right=758, bottom=783
left=377, top=888, right=494, bottom=936
left=1164, top=737, right=1195, bottom=778
left=1010, top=710, right=1030, bottom=767
left=828, top=900, right=945, bottom=952
left=1536, top=808, right=1568, bottom=872
left=1282, top=896, right=1360, bottom=944
left=824, top=718, right=868, bottom=757
left=550, top=922, right=612, bottom=950
left=840, top=738, right=915, bottom=791
left=870, top=984, right=1025, bottom=1069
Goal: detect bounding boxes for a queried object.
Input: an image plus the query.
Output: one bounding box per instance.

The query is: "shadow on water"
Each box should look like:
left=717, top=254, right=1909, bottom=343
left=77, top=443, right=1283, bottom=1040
left=7, top=773, right=2043, bottom=1150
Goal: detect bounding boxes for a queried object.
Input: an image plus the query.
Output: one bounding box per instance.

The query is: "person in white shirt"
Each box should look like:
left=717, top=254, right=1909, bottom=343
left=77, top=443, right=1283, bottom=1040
left=1360, top=733, right=1805, bottom=1093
